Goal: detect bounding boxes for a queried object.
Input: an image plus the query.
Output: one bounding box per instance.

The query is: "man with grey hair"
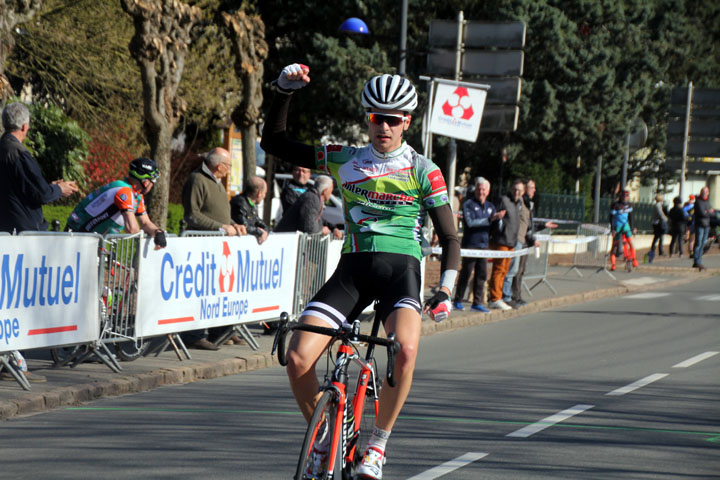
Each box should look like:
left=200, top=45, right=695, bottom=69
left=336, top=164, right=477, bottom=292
left=452, top=176, right=499, bottom=312
left=275, top=174, right=342, bottom=238
left=0, top=102, right=78, bottom=233
left=0, top=102, right=79, bottom=384
left=182, top=147, right=245, bottom=237
left=230, top=175, right=270, bottom=244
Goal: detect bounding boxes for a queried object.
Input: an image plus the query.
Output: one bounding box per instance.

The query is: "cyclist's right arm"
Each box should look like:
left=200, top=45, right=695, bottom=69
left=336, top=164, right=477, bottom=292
left=260, top=65, right=315, bottom=169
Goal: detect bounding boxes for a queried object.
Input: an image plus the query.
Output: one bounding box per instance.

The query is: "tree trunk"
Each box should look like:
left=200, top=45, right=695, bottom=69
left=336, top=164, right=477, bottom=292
left=0, top=0, right=42, bottom=104
left=222, top=11, right=268, bottom=183
left=121, top=0, right=200, bottom=230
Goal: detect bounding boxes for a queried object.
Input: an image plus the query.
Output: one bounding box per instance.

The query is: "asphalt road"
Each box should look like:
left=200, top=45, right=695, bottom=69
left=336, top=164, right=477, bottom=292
left=2, top=277, right=719, bottom=479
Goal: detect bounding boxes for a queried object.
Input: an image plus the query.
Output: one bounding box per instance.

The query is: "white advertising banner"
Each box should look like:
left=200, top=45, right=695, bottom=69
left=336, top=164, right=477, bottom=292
left=135, top=233, right=299, bottom=337
left=0, top=235, right=100, bottom=352
left=429, top=83, right=488, bottom=142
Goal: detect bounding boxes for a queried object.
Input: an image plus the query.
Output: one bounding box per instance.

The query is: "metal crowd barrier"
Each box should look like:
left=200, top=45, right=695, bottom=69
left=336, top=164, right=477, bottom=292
left=179, top=230, right=227, bottom=238
left=291, top=233, right=331, bottom=319
left=522, top=229, right=557, bottom=296
left=12, top=231, right=123, bottom=374
left=177, top=229, right=258, bottom=351
left=568, top=223, right=615, bottom=279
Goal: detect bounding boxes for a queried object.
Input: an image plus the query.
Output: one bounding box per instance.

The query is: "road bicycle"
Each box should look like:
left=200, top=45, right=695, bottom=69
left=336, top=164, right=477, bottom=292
left=273, top=312, right=401, bottom=480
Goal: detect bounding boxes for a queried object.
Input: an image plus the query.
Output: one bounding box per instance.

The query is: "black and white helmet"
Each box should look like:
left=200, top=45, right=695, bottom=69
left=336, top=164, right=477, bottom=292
left=361, top=74, right=418, bottom=112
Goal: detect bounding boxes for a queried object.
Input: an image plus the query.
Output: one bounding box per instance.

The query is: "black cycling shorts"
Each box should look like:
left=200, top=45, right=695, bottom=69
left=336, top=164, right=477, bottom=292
left=302, top=252, right=422, bottom=328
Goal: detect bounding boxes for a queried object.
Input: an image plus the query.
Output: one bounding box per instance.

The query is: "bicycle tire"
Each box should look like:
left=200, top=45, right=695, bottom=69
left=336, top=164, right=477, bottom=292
left=50, top=345, right=86, bottom=366
left=114, top=338, right=151, bottom=362
left=296, top=390, right=343, bottom=480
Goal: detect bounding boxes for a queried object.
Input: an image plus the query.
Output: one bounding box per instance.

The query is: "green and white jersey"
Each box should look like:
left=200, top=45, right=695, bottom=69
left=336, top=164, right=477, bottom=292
left=314, top=142, right=449, bottom=260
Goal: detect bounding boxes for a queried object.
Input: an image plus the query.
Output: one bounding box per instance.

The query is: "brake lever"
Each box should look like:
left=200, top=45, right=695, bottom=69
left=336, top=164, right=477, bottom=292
left=272, top=312, right=290, bottom=366
left=385, top=333, right=401, bottom=388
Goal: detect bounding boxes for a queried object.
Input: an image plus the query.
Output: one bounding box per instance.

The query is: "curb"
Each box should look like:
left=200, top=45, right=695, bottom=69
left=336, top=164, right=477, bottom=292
left=0, top=270, right=713, bottom=421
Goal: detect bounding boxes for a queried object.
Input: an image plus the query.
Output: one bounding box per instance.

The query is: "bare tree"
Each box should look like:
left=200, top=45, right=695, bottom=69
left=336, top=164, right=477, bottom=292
left=0, top=0, right=42, bottom=105
left=221, top=10, right=268, bottom=180
left=121, top=0, right=200, bottom=229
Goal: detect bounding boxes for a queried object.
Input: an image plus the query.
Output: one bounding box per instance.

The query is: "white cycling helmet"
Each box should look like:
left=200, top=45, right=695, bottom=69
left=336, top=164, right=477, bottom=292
left=361, top=74, right=418, bottom=112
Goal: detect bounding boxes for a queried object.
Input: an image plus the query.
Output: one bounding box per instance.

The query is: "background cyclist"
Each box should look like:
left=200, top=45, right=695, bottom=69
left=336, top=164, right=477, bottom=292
left=609, top=189, right=637, bottom=271
left=261, top=64, right=460, bottom=479
left=66, top=157, right=167, bottom=249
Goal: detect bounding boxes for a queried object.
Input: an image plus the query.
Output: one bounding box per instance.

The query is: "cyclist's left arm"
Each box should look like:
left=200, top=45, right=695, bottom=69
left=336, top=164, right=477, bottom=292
left=423, top=204, right=460, bottom=317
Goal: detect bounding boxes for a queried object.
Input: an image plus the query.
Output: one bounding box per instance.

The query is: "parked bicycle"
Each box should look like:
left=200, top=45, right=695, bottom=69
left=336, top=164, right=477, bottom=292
left=273, top=312, right=401, bottom=480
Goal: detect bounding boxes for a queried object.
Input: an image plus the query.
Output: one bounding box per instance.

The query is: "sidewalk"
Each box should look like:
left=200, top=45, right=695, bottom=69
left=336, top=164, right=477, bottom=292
left=2, top=251, right=718, bottom=421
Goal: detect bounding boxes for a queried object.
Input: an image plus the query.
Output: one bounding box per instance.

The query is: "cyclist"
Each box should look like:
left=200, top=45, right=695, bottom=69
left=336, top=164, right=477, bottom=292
left=609, top=190, right=637, bottom=271
left=261, top=64, right=460, bottom=479
left=66, top=157, right=167, bottom=248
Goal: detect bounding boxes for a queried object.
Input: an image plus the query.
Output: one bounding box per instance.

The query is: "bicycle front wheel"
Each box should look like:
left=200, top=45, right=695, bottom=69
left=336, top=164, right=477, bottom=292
left=350, top=380, right=380, bottom=472
left=296, top=390, right=343, bottom=480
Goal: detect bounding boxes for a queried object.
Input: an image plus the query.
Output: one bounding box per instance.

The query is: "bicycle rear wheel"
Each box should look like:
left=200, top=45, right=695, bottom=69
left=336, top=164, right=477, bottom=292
left=296, top=390, right=343, bottom=480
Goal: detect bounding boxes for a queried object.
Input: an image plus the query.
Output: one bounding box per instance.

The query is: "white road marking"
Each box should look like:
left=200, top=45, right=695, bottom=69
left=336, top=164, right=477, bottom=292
left=405, top=452, right=488, bottom=480
left=624, top=292, right=670, bottom=299
left=696, top=294, right=720, bottom=301
left=606, top=373, right=668, bottom=396
left=506, top=404, right=594, bottom=438
left=621, top=277, right=661, bottom=286
left=673, top=351, right=719, bottom=368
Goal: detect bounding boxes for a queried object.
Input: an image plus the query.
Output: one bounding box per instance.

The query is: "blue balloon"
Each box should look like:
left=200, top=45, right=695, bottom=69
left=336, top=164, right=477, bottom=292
left=339, top=17, right=370, bottom=35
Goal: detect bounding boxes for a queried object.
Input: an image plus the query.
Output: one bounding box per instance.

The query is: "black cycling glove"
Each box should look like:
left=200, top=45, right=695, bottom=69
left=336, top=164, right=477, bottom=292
left=154, top=230, right=167, bottom=248
left=424, top=290, right=451, bottom=323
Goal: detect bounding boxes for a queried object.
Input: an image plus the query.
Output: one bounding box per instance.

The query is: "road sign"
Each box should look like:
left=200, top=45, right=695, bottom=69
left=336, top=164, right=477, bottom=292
left=429, top=20, right=526, bottom=48
left=480, top=105, right=519, bottom=132
left=427, top=50, right=524, bottom=77
left=429, top=83, right=488, bottom=142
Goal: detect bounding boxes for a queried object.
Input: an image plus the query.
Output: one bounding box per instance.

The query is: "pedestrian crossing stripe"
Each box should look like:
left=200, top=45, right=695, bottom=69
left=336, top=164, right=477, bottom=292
left=621, top=277, right=661, bottom=286
left=624, top=292, right=670, bottom=299
left=696, top=294, right=720, bottom=301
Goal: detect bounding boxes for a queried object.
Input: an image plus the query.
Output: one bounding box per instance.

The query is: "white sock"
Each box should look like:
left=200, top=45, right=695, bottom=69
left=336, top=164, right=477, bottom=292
left=367, top=426, right=391, bottom=453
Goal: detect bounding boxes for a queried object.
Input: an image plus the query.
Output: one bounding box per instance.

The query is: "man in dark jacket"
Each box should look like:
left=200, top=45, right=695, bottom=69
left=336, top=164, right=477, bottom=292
left=487, top=179, right=525, bottom=310
left=230, top=176, right=269, bottom=244
left=280, top=165, right=311, bottom=213
left=668, top=196, right=687, bottom=257
left=692, top=186, right=714, bottom=271
left=452, top=177, right=499, bottom=312
left=275, top=174, right=341, bottom=238
left=0, top=102, right=78, bottom=233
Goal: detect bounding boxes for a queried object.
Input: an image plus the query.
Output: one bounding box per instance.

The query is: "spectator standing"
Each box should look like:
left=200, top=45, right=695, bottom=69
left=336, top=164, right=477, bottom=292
left=487, top=179, right=524, bottom=311
left=650, top=193, right=668, bottom=258
left=684, top=195, right=695, bottom=256
left=275, top=174, right=342, bottom=239
left=0, top=102, right=78, bottom=233
left=668, top=196, right=687, bottom=257
left=501, top=180, right=531, bottom=307
left=452, top=177, right=498, bottom=312
left=692, top=186, right=714, bottom=271
left=0, top=102, right=79, bottom=384
left=280, top=165, right=311, bottom=213
left=181, top=147, right=245, bottom=348
left=510, top=179, right=552, bottom=307
left=230, top=176, right=270, bottom=245
left=182, top=147, right=244, bottom=236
